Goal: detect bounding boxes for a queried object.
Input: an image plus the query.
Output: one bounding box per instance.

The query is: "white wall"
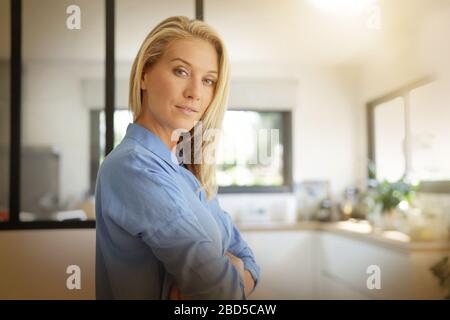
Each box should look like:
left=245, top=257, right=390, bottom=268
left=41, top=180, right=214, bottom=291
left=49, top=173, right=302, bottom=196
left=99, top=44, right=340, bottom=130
left=216, top=62, right=361, bottom=218
left=293, top=66, right=360, bottom=195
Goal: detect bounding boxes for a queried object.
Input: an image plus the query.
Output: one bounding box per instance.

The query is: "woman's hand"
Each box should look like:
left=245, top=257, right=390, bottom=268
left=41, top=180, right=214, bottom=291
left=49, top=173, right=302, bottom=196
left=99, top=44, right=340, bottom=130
left=169, top=285, right=192, bottom=300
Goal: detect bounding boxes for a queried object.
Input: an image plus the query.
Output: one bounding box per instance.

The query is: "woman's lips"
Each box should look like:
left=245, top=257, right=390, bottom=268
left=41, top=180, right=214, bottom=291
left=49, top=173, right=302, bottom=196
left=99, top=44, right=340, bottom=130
left=175, top=105, right=198, bottom=115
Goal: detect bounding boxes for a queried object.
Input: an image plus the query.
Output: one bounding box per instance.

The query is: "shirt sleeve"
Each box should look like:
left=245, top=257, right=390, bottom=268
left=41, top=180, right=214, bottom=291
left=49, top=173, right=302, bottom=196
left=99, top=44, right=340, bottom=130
left=208, top=196, right=261, bottom=296
left=100, top=156, right=245, bottom=300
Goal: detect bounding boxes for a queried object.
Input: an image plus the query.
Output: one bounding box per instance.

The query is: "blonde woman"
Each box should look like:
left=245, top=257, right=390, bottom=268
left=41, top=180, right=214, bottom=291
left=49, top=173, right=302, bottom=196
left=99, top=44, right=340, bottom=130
left=95, top=16, right=260, bottom=300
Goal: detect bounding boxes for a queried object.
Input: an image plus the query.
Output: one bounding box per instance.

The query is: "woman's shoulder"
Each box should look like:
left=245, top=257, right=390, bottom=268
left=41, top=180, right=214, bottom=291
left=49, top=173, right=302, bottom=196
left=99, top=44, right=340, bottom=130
left=98, top=140, right=176, bottom=184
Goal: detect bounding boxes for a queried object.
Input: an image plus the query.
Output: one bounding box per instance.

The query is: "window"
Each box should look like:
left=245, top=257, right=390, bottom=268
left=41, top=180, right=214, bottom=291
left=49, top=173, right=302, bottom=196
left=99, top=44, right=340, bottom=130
left=373, top=97, right=406, bottom=182
left=0, top=0, right=10, bottom=222
left=368, top=77, right=450, bottom=193
left=217, top=110, right=292, bottom=193
left=19, top=0, right=105, bottom=222
left=409, top=81, right=450, bottom=181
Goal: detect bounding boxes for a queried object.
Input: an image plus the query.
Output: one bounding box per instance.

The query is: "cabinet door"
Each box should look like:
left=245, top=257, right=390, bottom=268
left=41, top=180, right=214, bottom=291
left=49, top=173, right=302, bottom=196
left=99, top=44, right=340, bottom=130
left=317, top=271, right=370, bottom=300
left=316, top=233, right=412, bottom=299
left=241, top=230, right=316, bottom=299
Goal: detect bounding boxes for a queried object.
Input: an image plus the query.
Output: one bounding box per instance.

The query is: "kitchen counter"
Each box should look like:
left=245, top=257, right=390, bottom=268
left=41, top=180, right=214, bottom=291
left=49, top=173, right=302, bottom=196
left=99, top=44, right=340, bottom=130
left=236, top=220, right=450, bottom=253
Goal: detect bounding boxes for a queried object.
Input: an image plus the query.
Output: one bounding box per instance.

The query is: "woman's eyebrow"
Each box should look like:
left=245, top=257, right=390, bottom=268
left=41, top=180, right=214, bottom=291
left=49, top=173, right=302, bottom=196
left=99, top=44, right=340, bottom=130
left=170, top=57, right=218, bottom=74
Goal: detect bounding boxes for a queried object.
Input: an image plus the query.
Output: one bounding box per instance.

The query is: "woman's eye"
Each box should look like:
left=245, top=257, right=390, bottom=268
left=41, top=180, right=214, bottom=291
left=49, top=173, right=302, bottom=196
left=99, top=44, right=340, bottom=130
left=174, top=68, right=189, bottom=77
left=204, top=78, right=216, bottom=86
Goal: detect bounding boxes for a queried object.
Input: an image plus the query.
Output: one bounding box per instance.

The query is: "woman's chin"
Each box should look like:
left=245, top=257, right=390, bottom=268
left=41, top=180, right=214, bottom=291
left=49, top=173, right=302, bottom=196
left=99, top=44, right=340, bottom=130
left=170, top=120, right=196, bottom=134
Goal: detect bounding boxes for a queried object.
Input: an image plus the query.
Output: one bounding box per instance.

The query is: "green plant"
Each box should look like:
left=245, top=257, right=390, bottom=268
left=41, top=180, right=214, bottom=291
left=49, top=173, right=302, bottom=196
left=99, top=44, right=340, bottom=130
left=373, top=177, right=419, bottom=213
left=430, top=256, right=450, bottom=299
left=366, top=160, right=419, bottom=214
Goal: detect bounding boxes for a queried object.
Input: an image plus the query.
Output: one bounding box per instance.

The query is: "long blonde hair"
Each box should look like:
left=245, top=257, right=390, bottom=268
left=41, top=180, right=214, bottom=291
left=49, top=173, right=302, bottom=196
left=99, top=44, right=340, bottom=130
left=129, top=16, right=230, bottom=200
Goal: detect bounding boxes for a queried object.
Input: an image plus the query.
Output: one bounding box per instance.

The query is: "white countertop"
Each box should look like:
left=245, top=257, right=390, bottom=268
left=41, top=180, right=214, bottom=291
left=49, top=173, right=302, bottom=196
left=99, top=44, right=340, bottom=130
left=236, top=219, right=450, bottom=253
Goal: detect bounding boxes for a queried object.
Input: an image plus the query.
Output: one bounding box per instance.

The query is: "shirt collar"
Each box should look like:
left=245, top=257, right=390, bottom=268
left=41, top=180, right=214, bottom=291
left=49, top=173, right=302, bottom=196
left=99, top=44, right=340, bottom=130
left=125, top=123, right=182, bottom=172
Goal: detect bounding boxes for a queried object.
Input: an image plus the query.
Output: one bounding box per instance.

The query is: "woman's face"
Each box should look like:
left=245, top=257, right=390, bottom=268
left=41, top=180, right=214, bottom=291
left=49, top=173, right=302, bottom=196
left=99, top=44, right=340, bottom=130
left=140, top=38, right=219, bottom=136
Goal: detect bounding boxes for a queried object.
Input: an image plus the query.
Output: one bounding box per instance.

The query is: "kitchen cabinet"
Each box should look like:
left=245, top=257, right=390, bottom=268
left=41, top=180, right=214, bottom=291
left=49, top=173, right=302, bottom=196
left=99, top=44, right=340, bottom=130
left=241, top=223, right=449, bottom=299
left=241, top=230, right=317, bottom=299
left=316, top=232, right=410, bottom=299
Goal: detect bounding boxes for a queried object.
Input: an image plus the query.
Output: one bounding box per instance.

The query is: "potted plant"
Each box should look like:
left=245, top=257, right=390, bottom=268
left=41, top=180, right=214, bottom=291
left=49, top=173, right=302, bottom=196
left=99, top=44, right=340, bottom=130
left=366, top=162, right=420, bottom=230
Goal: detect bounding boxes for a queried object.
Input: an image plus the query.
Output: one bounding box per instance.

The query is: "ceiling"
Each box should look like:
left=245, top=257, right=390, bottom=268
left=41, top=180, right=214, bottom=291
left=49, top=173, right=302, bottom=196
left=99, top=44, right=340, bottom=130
left=0, top=0, right=449, bottom=68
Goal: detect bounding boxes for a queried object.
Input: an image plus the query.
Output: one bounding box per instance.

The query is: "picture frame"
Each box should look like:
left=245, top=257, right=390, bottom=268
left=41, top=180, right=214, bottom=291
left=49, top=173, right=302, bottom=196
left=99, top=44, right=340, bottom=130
left=294, top=180, right=331, bottom=221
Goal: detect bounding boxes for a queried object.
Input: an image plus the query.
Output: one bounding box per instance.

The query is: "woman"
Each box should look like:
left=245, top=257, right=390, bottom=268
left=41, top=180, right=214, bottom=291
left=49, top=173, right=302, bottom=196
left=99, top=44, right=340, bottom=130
left=95, top=16, right=260, bottom=300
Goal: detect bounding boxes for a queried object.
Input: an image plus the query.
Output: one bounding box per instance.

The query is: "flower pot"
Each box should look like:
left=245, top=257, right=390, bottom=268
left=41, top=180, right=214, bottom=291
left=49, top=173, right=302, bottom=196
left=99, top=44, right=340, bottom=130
left=368, top=204, right=404, bottom=231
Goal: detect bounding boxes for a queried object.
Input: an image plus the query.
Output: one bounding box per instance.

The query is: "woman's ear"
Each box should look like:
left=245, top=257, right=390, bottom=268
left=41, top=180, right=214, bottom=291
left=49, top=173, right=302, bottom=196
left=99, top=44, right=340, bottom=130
left=140, top=73, right=146, bottom=91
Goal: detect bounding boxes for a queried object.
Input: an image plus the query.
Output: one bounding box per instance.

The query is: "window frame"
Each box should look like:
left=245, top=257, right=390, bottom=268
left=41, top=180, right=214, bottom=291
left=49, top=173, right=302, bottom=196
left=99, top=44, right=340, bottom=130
left=367, top=75, right=450, bottom=194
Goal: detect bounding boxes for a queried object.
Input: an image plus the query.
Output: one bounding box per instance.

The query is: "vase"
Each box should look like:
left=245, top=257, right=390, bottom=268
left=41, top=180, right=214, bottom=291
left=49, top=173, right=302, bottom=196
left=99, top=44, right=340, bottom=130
left=380, top=209, right=401, bottom=230
left=368, top=204, right=404, bottom=231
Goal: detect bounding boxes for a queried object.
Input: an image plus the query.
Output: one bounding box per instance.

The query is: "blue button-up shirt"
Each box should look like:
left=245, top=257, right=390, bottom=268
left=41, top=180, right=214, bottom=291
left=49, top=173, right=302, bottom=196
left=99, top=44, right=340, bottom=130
left=95, top=123, right=260, bottom=299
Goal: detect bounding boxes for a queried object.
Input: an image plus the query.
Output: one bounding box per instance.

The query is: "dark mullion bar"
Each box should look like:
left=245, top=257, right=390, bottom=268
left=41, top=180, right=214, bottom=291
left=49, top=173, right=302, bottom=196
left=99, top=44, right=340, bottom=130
left=0, top=220, right=96, bottom=230
left=367, top=103, right=375, bottom=171
left=283, top=112, right=293, bottom=190
left=196, top=0, right=204, bottom=20
left=9, top=0, right=21, bottom=224
left=105, top=0, right=115, bottom=156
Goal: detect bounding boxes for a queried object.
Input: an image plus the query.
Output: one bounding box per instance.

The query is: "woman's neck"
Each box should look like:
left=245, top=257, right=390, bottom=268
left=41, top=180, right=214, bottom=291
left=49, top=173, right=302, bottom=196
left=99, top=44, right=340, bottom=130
left=135, top=116, right=179, bottom=152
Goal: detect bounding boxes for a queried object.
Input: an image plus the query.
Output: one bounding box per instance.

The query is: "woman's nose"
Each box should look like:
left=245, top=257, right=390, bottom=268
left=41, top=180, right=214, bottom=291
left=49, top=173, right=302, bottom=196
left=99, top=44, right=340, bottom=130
left=184, top=80, right=201, bottom=101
